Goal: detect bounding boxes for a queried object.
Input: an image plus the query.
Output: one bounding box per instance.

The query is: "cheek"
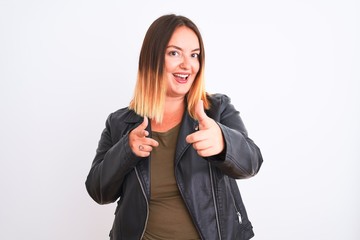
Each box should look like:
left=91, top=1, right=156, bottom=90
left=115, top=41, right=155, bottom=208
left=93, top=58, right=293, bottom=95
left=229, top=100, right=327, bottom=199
left=165, top=58, right=178, bottom=71
left=193, top=62, right=200, bottom=74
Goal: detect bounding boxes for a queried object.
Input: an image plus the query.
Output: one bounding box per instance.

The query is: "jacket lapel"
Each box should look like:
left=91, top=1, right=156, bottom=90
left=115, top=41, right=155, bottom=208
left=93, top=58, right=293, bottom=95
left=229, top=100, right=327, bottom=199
left=123, top=110, right=151, bottom=198
left=175, top=110, right=198, bottom=166
left=124, top=108, right=197, bottom=195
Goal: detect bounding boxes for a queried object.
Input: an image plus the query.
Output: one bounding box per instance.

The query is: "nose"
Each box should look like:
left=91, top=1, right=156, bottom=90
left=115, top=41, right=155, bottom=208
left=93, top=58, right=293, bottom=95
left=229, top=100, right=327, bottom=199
left=180, top=56, right=190, bottom=69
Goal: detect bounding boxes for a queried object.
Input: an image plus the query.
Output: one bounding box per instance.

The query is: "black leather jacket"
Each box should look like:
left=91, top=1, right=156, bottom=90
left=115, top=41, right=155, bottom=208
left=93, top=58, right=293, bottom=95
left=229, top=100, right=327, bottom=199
left=86, top=94, right=263, bottom=240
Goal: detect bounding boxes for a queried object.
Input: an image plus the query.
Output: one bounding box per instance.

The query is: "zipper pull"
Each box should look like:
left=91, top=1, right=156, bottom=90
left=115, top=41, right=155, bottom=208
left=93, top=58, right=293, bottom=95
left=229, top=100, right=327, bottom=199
left=237, top=211, right=242, bottom=224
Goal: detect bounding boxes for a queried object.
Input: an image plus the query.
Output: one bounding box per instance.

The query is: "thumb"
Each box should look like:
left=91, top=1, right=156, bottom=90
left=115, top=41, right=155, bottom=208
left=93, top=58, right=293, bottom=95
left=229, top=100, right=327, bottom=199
left=136, top=116, right=149, bottom=137
left=195, top=100, right=209, bottom=127
left=140, top=116, right=149, bottom=129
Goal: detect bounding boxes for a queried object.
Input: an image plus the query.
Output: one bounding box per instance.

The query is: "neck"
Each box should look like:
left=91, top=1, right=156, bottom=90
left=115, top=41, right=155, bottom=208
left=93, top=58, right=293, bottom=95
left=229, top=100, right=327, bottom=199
left=164, top=95, right=185, bottom=114
left=151, top=96, right=185, bottom=132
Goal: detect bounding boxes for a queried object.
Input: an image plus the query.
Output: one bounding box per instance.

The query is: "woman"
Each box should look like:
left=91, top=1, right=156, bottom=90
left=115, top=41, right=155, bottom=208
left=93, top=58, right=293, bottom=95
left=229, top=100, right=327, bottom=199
left=86, top=14, right=263, bottom=240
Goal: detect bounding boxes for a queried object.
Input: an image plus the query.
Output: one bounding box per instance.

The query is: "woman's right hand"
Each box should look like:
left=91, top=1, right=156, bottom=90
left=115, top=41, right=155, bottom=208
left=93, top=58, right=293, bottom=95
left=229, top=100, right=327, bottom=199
left=129, top=116, right=159, bottom=157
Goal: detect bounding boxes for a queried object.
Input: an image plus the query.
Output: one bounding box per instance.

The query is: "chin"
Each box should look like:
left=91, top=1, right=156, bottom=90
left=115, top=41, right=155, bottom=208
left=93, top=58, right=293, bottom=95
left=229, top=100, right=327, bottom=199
left=167, top=91, right=189, bottom=98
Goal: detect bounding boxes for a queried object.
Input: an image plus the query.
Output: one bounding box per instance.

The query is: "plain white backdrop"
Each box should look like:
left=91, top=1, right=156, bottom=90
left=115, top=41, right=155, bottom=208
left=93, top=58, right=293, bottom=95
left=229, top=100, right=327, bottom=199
left=0, top=0, right=359, bottom=239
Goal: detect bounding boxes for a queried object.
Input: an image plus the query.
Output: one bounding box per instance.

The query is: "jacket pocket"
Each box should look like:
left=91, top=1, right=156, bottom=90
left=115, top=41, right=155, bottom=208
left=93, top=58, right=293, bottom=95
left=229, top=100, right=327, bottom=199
left=225, top=176, right=243, bottom=224
left=230, top=191, right=243, bottom=224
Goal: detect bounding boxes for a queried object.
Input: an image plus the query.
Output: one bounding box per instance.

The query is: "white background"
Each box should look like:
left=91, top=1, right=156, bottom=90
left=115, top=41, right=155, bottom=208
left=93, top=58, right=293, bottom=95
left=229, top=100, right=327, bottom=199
left=0, top=0, right=359, bottom=239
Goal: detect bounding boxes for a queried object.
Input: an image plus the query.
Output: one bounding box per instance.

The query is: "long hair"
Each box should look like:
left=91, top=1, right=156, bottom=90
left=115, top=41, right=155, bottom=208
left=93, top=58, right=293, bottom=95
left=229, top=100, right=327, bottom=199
left=129, top=14, right=209, bottom=123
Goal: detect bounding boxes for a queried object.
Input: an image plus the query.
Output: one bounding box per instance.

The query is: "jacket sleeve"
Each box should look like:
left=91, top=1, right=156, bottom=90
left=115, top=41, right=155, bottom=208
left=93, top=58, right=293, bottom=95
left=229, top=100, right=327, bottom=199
left=85, top=113, right=142, bottom=204
left=206, top=94, right=263, bottom=179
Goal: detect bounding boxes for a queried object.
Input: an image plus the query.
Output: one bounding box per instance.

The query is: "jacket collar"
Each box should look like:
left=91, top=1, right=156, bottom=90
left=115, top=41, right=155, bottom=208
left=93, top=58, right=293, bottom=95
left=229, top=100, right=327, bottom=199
left=123, top=109, right=143, bottom=124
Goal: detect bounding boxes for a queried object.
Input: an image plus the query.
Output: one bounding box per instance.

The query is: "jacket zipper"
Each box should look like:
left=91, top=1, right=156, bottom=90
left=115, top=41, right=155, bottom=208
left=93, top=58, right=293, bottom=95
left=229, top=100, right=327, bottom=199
left=175, top=155, right=204, bottom=239
left=228, top=182, right=243, bottom=224
left=208, top=163, right=222, bottom=240
left=135, top=167, right=149, bottom=240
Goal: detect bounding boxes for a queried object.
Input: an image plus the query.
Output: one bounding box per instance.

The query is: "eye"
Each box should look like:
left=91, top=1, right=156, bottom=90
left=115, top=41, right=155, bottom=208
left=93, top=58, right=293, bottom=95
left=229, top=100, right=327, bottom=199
left=191, top=53, right=200, bottom=58
left=168, top=51, right=180, bottom=57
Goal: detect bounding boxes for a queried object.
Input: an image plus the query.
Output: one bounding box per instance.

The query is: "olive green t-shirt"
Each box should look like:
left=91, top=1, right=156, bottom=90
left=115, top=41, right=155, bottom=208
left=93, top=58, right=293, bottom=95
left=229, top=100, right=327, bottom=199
left=143, top=124, right=200, bottom=240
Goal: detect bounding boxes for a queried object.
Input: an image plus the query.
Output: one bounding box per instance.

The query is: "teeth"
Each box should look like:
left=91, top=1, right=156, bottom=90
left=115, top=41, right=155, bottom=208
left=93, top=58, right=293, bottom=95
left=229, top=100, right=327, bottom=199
left=174, top=74, right=189, bottom=78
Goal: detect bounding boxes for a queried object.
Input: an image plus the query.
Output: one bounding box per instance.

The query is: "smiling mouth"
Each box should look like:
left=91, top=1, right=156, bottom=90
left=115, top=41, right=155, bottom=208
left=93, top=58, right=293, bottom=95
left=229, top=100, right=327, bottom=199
left=173, top=73, right=189, bottom=83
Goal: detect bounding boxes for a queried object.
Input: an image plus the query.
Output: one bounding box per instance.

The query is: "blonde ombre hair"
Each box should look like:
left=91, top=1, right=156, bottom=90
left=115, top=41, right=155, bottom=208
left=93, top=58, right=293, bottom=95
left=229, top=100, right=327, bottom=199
left=129, top=14, right=209, bottom=123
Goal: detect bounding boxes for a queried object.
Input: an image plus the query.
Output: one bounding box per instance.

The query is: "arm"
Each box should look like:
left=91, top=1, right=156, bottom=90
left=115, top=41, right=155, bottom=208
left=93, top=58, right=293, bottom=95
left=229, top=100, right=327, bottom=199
left=207, top=94, right=263, bottom=179
left=85, top=113, right=142, bottom=204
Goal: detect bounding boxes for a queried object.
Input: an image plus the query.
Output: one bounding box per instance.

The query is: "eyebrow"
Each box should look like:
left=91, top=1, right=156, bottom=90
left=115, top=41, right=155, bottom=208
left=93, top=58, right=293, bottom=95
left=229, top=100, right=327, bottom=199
left=167, top=45, right=200, bottom=52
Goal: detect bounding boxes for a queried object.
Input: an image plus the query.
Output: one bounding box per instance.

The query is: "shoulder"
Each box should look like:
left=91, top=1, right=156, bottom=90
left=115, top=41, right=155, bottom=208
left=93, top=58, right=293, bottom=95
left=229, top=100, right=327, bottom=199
left=206, top=93, right=232, bottom=108
left=106, top=107, right=142, bottom=125
left=103, top=107, right=142, bottom=140
left=205, top=93, right=237, bottom=120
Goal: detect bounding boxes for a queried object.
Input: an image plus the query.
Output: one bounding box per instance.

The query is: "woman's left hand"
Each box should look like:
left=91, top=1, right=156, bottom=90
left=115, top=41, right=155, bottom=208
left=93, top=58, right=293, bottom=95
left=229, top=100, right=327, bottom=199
left=186, top=100, right=225, bottom=157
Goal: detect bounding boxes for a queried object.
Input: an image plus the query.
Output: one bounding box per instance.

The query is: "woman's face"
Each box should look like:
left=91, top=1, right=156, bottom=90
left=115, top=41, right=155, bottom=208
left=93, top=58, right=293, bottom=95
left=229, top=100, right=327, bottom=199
left=164, top=26, right=200, bottom=98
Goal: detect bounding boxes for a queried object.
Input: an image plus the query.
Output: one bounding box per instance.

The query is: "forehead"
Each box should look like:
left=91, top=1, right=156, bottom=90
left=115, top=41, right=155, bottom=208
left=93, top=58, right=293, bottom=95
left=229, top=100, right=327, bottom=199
left=168, top=26, right=200, bottom=49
